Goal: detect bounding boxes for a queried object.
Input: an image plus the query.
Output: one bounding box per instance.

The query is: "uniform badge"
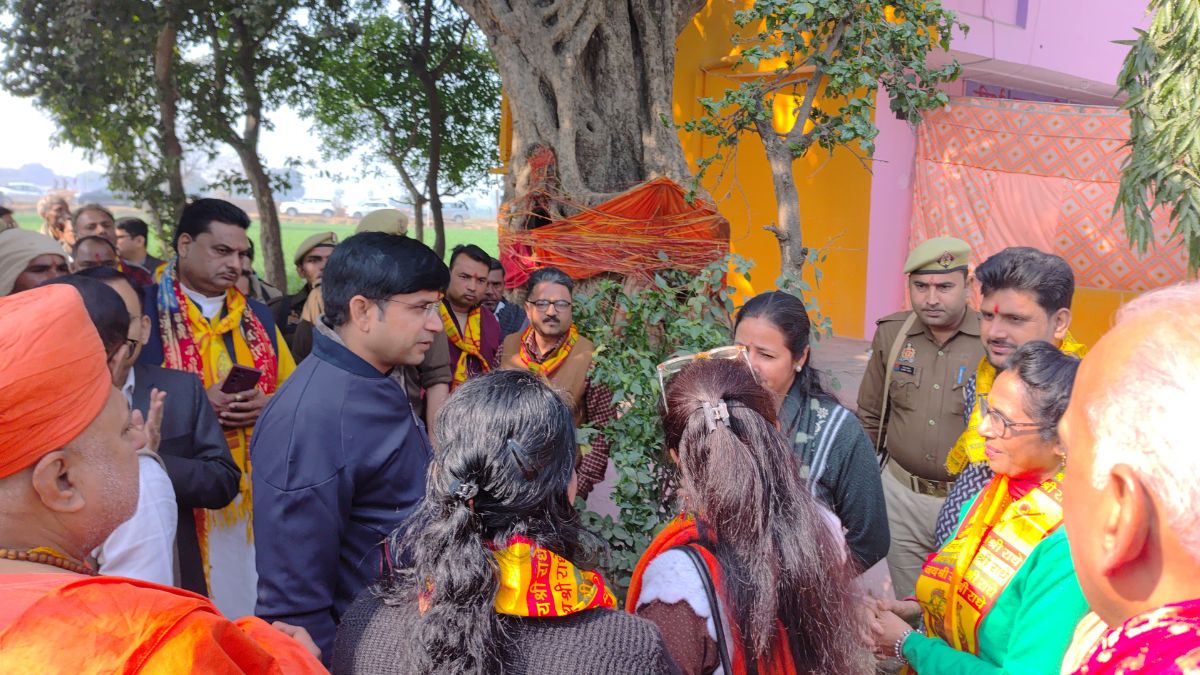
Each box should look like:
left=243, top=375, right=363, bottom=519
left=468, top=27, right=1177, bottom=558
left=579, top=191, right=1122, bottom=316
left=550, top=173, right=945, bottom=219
left=937, top=251, right=955, bottom=269
left=899, top=342, right=916, bottom=364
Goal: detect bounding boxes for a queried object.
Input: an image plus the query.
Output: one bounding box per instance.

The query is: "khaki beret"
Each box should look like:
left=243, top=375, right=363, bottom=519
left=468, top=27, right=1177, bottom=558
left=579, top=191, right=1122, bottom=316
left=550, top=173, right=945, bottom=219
left=355, top=209, right=409, bottom=236
left=904, top=236, right=971, bottom=275
left=294, top=231, right=338, bottom=266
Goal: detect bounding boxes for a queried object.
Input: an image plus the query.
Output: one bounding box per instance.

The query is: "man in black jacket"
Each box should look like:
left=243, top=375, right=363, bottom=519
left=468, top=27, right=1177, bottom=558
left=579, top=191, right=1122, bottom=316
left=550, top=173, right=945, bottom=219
left=252, top=233, right=448, bottom=661
left=79, top=266, right=239, bottom=596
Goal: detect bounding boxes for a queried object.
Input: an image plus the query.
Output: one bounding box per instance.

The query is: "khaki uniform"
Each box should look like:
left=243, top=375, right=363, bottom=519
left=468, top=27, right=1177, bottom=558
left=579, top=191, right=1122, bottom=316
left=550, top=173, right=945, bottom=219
left=857, top=309, right=984, bottom=598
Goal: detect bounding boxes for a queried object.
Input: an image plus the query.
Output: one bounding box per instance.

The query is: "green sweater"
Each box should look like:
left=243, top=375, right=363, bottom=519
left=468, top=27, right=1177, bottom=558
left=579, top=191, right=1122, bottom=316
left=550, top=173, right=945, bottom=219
left=903, top=505, right=1090, bottom=674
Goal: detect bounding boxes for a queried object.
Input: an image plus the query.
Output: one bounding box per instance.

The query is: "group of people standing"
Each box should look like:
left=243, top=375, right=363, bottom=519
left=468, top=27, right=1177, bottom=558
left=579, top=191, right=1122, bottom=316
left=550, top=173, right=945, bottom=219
left=0, top=195, right=1199, bottom=675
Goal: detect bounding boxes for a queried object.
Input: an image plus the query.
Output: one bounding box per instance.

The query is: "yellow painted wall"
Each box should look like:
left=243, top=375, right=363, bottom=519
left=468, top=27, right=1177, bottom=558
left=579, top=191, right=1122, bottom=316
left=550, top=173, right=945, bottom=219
left=674, top=1, right=875, bottom=338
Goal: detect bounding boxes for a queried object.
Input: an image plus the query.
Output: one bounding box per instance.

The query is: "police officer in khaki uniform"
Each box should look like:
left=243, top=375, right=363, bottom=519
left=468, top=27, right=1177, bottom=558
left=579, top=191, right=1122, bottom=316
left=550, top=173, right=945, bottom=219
left=856, top=236, right=984, bottom=599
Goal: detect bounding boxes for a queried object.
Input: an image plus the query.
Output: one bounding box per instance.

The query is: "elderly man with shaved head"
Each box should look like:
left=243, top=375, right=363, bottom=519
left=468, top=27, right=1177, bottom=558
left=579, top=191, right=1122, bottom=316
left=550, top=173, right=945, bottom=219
left=0, top=284, right=323, bottom=671
left=1059, top=281, right=1200, bottom=674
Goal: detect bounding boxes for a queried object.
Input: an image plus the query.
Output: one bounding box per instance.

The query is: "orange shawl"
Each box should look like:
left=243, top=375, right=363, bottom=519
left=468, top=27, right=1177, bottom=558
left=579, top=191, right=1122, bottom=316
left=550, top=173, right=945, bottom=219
left=0, top=574, right=324, bottom=673
left=627, top=514, right=796, bottom=675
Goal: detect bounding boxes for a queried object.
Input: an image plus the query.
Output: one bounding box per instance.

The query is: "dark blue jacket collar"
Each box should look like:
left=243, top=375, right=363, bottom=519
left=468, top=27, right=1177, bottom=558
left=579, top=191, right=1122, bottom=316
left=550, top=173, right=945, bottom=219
left=312, top=328, right=387, bottom=379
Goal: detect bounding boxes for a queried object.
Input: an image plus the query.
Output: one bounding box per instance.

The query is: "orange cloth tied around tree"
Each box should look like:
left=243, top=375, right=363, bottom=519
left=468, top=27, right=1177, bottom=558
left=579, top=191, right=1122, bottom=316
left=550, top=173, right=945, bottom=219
left=0, top=285, right=112, bottom=478
left=515, top=324, right=579, bottom=377
left=499, top=177, right=730, bottom=289
left=440, top=303, right=491, bottom=388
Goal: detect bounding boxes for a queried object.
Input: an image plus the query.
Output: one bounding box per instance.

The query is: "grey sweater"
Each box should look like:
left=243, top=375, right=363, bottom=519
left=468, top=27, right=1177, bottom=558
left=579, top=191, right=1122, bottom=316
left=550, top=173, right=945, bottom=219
left=333, top=591, right=681, bottom=674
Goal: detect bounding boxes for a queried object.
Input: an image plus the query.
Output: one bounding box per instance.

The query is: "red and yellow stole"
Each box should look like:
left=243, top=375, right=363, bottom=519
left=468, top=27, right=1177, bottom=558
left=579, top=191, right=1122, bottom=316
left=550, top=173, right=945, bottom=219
left=439, top=302, right=490, bottom=389
left=155, top=260, right=280, bottom=576
left=915, top=472, right=1065, bottom=657
left=627, top=514, right=797, bottom=675
left=516, top=324, right=579, bottom=377
left=491, top=535, right=615, bottom=617
left=947, top=334, right=1086, bottom=475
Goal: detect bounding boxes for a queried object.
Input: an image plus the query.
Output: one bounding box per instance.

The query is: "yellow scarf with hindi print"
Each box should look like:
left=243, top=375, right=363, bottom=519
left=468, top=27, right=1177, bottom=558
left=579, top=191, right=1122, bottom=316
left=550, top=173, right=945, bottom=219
left=491, top=535, right=616, bottom=617
left=439, top=302, right=490, bottom=389
left=946, top=333, right=1086, bottom=475
left=913, top=472, right=1066, bottom=659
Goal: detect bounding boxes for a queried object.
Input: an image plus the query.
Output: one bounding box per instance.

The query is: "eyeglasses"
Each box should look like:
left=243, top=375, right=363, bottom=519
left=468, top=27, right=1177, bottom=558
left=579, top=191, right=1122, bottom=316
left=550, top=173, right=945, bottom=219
left=526, top=299, right=572, bottom=312
left=656, top=345, right=755, bottom=411
left=977, top=394, right=1043, bottom=438
left=381, top=298, right=442, bottom=317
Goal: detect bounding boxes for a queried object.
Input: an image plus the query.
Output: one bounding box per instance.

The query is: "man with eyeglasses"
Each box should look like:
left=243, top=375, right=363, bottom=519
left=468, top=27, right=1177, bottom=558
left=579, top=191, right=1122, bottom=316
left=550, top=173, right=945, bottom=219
left=499, top=266, right=617, bottom=500
left=251, top=232, right=449, bottom=662
left=934, top=246, right=1086, bottom=545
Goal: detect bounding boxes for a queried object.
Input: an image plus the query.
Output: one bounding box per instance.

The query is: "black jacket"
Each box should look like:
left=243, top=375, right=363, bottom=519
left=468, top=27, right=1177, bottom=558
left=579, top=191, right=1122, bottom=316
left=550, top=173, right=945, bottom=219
left=130, top=363, right=239, bottom=595
left=251, top=329, right=433, bottom=661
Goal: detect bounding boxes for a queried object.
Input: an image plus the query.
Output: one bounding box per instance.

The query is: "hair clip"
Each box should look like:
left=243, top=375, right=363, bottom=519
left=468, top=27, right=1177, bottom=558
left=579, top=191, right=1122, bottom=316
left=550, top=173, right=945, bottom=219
left=449, top=480, right=479, bottom=503
left=701, top=399, right=731, bottom=432
left=507, top=439, right=537, bottom=480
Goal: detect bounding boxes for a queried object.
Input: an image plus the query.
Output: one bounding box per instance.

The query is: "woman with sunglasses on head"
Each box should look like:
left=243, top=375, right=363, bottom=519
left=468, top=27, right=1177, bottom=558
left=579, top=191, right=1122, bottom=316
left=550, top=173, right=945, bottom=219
left=734, top=290, right=889, bottom=571
left=333, top=369, right=679, bottom=675
left=870, top=341, right=1089, bottom=673
left=629, top=357, right=869, bottom=674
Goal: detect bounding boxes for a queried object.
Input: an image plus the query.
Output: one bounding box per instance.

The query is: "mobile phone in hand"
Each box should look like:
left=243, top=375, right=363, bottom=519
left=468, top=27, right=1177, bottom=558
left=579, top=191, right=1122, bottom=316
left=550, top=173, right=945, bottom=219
left=220, top=365, right=263, bottom=394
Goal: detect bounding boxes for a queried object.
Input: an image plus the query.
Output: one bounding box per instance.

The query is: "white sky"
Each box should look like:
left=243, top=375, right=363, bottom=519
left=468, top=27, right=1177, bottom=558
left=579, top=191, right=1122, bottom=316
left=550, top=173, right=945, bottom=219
left=1, top=90, right=498, bottom=208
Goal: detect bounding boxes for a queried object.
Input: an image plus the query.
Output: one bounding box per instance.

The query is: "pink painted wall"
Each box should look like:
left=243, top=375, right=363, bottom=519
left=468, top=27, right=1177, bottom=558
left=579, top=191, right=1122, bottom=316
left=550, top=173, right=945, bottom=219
left=862, top=0, right=1151, bottom=335
left=863, top=91, right=917, bottom=334
left=943, top=0, right=1149, bottom=85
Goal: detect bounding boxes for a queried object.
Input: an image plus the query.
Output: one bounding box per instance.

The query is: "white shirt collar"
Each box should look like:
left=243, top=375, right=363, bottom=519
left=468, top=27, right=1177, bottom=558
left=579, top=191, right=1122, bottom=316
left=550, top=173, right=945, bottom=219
left=122, top=368, right=136, bottom=408
left=179, top=282, right=225, bottom=320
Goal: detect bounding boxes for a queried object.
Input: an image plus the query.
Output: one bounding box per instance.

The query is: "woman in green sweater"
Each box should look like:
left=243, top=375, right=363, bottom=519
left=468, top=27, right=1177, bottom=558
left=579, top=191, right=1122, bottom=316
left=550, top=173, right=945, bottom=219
left=734, top=291, right=889, bottom=571
left=870, top=341, right=1089, bottom=673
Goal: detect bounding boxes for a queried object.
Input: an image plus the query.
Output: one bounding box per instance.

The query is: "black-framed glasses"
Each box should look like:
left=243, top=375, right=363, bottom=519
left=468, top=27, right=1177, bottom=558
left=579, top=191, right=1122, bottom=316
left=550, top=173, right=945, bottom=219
left=380, top=297, right=442, bottom=317
left=978, top=394, right=1043, bottom=438
left=526, top=299, right=572, bottom=312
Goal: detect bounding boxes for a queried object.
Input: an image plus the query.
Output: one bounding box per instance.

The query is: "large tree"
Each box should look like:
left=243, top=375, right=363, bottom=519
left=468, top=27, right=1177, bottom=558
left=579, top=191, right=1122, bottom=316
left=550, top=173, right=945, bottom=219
left=452, top=0, right=707, bottom=219
left=684, top=0, right=964, bottom=277
left=1117, top=0, right=1200, bottom=272
left=2, top=0, right=191, bottom=237
left=298, top=1, right=500, bottom=255
left=180, top=0, right=301, bottom=287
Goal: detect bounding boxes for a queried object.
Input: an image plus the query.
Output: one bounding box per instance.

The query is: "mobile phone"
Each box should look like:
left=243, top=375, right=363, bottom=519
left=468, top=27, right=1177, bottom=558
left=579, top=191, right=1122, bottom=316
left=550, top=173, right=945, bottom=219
left=220, top=365, right=263, bottom=394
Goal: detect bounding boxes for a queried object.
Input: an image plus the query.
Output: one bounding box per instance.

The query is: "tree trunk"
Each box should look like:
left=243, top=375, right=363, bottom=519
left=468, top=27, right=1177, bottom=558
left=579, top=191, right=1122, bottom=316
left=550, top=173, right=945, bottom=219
left=757, top=118, right=808, bottom=276
left=415, top=49, right=447, bottom=258
left=236, top=145, right=286, bottom=288
left=395, top=162, right=427, bottom=243
left=454, top=0, right=707, bottom=217
left=153, top=5, right=187, bottom=230
left=230, top=15, right=285, bottom=290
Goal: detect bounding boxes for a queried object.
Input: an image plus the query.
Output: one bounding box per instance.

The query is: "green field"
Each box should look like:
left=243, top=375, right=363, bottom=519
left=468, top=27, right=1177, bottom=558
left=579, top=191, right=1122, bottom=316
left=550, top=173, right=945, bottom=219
left=12, top=209, right=499, bottom=294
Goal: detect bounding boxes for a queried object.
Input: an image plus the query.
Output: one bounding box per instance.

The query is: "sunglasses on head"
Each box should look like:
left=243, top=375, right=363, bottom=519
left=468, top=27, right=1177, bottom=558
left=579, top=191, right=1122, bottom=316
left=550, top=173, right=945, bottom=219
left=656, top=345, right=756, bottom=411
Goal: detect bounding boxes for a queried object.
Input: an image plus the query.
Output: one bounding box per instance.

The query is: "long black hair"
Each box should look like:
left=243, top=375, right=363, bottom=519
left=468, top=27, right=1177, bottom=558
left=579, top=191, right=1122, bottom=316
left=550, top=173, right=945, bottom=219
left=735, top=290, right=835, bottom=403
left=385, top=369, right=603, bottom=673
left=662, top=358, right=865, bottom=673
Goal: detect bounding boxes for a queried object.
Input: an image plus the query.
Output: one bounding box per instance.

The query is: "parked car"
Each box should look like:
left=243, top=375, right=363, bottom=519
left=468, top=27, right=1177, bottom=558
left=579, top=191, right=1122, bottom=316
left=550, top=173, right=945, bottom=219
left=346, top=200, right=393, bottom=218
left=0, top=182, right=47, bottom=203
left=279, top=197, right=335, bottom=217
left=76, top=188, right=134, bottom=206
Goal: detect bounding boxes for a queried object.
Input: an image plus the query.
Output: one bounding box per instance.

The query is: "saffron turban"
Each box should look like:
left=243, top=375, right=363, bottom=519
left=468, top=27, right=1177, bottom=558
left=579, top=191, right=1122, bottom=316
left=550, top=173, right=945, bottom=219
left=0, top=284, right=112, bottom=478
left=0, top=228, right=67, bottom=296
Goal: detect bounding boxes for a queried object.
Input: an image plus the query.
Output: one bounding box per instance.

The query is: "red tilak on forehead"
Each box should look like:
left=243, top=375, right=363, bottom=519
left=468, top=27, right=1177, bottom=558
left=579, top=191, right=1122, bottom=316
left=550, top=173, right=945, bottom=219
left=993, top=303, right=999, bottom=314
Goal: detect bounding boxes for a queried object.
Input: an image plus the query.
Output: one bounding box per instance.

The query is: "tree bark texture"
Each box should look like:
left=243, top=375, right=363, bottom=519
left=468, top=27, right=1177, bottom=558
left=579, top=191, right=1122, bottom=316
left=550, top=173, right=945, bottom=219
left=454, top=0, right=707, bottom=217
left=230, top=15, right=286, bottom=289
left=756, top=118, right=808, bottom=275
left=153, top=10, right=187, bottom=233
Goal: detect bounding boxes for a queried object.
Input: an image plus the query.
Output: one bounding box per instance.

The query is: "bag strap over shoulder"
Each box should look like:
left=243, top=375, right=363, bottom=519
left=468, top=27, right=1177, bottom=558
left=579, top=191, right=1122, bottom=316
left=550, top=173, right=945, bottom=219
left=876, top=311, right=919, bottom=470
left=671, top=544, right=733, bottom=674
